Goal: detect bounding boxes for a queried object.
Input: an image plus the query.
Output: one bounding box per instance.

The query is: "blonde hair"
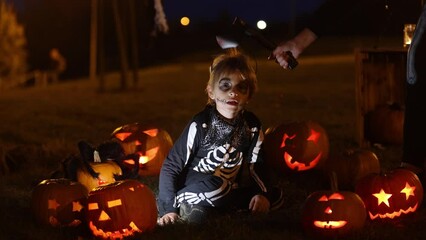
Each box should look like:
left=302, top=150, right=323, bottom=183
left=206, top=51, right=258, bottom=105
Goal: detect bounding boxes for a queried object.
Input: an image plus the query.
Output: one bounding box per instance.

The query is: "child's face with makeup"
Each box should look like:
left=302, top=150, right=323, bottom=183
left=207, top=71, right=250, bottom=119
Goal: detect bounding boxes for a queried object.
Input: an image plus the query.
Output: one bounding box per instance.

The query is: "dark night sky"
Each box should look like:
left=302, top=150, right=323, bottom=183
left=162, top=0, right=326, bottom=24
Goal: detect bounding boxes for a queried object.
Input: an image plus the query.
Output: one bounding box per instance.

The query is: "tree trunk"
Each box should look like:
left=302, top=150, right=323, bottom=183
left=112, top=0, right=129, bottom=90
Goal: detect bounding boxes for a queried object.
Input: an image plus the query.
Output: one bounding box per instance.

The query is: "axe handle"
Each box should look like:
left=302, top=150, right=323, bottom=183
left=233, top=17, right=298, bottom=69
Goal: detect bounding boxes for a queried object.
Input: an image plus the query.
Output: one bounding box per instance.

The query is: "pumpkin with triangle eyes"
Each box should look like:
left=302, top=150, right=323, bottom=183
left=111, top=123, right=173, bottom=176
left=355, top=168, right=423, bottom=220
left=302, top=173, right=366, bottom=238
left=263, top=120, right=329, bottom=173
left=86, top=179, right=157, bottom=239
left=31, top=178, right=88, bottom=227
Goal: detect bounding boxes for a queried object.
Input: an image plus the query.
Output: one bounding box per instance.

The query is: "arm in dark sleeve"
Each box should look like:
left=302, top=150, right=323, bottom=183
left=157, top=121, right=197, bottom=216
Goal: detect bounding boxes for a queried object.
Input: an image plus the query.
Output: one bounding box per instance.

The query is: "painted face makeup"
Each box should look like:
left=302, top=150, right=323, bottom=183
left=218, top=77, right=249, bottom=95
left=211, top=72, right=250, bottom=119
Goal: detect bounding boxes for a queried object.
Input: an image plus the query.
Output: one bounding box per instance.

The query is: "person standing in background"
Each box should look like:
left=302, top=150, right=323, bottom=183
left=271, top=0, right=426, bottom=182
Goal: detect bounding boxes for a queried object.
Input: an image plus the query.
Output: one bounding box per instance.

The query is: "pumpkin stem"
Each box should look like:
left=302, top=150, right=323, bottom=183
left=329, top=171, right=339, bottom=192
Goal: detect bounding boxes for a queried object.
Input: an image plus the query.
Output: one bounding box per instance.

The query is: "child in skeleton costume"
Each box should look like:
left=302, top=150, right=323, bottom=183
left=157, top=51, right=284, bottom=225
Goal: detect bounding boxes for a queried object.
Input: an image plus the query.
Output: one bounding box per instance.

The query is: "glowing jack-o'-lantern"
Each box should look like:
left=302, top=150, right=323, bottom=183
left=263, top=120, right=329, bottom=173
left=86, top=179, right=157, bottom=239
left=355, top=168, right=423, bottom=220
left=31, top=178, right=88, bottom=227
left=77, top=161, right=122, bottom=192
left=302, top=173, right=366, bottom=238
left=111, top=123, right=173, bottom=176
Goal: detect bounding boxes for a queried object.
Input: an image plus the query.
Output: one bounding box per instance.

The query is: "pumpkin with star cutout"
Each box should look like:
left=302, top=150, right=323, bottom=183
left=86, top=179, right=157, bottom=239
left=355, top=168, right=423, bottom=220
left=31, top=178, right=88, bottom=227
left=302, top=173, right=366, bottom=238
left=111, top=123, right=173, bottom=176
left=263, top=120, right=329, bottom=173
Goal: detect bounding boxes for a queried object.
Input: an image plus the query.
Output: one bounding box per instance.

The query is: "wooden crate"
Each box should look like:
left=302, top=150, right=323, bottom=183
left=354, top=48, right=407, bottom=147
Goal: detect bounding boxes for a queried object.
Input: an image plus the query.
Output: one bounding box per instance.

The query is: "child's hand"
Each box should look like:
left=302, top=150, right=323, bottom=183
left=249, top=194, right=270, bottom=213
left=157, top=212, right=180, bottom=226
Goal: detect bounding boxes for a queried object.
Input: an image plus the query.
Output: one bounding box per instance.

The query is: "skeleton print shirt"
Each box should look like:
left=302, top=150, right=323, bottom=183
left=158, top=105, right=269, bottom=216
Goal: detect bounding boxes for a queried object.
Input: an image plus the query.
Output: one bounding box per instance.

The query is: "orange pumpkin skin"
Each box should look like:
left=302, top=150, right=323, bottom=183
left=326, top=149, right=380, bottom=190
left=302, top=190, right=366, bottom=238
left=111, top=123, right=173, bottom=176
left=355, top=169, right=423, bottom=220
left=77, top=161, right=122, bottom=192
left=86, top=179, right=157, bottom=239
left=365, top=103, right=404, bottom=145
left=31, top=178, right=88, bottom=227
left=263, top=120, right=329, bottom=173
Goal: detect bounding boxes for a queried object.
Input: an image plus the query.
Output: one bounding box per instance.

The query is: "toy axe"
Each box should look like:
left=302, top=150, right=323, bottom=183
left=216, top=17, right=298, bottom=69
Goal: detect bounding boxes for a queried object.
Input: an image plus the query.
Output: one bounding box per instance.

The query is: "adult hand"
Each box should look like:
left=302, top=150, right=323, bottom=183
left=157, top=212, right=180, bottom=226
left=271, top=28, right=318, bottom=69
left=249, top=194, right=270, bottom=214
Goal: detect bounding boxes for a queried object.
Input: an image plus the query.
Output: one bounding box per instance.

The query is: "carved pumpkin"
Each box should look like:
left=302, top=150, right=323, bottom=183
left=77, top=161, right=122, bottom=192
left=364, top=102, right=404, bottom=145
left=302, top=173, right=366, bottom=238
left=31, top=178, right=88, bottom=227
left=263, top=120, right=329, bottom=173
left=326, top=149, right=380, bottom=190
left=86, top=179, right=157, bottom=239
left=355, top=168, right=423, bottom=220
left=111, top=123, right=173, bottom=176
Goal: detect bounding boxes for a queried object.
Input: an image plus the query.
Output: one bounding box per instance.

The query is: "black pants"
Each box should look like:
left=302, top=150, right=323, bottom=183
left=403, top=4, right=426, bottom=170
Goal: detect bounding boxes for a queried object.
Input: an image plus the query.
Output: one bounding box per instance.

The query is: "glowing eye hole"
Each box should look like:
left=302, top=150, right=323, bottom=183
left=318, top=195, right=328, bottom=201
left=72, top=201, right=84, bottom=212
left=329, top=193, right=344, bottom=200
left=88, top=202, right=99, bottom=210
left=107, top=199, right=122, bottom=208
left=115, top=132, right=132, bottom=141
left=307, top=129, right=320, bottom=143
left=324, top=206, right=332, bottom=214
left=280, top=134, right=296, bottom=148
left=400, top=182, right=416, bottom=200
left=144, top=129, right=159, bottom=137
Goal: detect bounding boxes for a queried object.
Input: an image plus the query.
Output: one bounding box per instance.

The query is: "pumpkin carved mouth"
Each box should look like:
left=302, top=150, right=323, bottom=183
left=368, top=203, right=418, bottom=220
left=89, top=221, right=141, bottom=239
left=284, top=151, right=322, bottom=171
left=313, top=220, right=347, bottom=229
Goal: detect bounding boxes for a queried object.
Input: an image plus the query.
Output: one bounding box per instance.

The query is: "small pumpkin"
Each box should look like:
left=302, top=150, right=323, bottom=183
left=355, top=168, right=423, bottom=220
left=302, top=172, right=366, bottom=238
left=111, top=123, right=173, bottom=176
left=31, top=178, right=88, bottom=227
left=263, top=120, right=329, bottom=173
left=326, top=148, right=380, bottom=190
left=86, top=179, right=157, bottom=239
left=364, top=102, right=404, bottom=145
left=77, top=161, right=122, bottom=192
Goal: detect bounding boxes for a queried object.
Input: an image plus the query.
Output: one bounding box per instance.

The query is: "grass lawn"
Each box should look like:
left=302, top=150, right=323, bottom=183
left=1, top=35, right=425, bottom=240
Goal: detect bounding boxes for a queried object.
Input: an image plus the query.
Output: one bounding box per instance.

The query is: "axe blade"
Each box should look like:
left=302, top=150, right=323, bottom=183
left=216, top=35, right=239, bottom=49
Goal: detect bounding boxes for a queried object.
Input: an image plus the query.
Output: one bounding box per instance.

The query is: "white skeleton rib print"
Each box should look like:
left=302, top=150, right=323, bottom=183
left=175, top=143, right=243, bottom=207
